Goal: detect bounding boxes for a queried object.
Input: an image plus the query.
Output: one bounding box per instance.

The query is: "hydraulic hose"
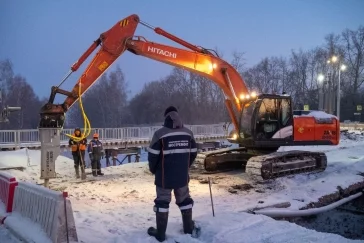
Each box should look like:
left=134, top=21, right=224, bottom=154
left=65, top=80, right=91, bottom=142
left=252, top=191, right=363, bottom=218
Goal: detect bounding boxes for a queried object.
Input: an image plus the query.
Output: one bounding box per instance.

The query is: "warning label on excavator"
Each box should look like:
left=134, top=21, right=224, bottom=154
left=322, top=130, right=336, bottom=140
left=357, top=105, right=362, bottom=111
left=119, top=18, right=129, bottom=27
left=98, top=61, right=109, bottom=71
left=303, top=105, right=309, bottom=111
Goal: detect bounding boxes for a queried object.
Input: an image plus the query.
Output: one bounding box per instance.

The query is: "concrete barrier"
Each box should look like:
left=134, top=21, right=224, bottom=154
left=4, top=181, right=78, bottom=243
left=0, top=171, right=18, bottom=213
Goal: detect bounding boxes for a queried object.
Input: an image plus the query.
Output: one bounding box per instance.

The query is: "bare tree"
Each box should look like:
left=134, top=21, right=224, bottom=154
left=341, top=26, right=364, bottom=94
left=3, top=24, right=364, bottom=128
left=0, top=59, right=43, bottom=129
left=243, top=57, right=283, bottom=94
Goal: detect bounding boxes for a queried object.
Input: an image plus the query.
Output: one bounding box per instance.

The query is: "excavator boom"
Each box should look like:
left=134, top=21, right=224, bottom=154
left=125, top=36, right=249, bottom=129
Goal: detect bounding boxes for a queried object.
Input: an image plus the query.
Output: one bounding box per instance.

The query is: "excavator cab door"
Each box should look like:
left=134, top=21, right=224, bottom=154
left=238, top=94, right=294, bottom=148
left=253, top=94, right=293, bottom=140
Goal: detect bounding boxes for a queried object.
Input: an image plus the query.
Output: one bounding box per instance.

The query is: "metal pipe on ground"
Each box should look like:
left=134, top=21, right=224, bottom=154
left=252, top=191, right=363, bottom=218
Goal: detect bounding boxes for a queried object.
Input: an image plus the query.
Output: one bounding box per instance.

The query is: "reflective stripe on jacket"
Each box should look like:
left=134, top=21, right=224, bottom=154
left=87, top=139, right=104, bottom=161
left=148, top=127, right=197, bottom=189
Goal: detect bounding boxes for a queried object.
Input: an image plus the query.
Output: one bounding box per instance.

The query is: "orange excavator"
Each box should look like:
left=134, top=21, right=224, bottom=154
left=38, top=14, right=340, bottom=181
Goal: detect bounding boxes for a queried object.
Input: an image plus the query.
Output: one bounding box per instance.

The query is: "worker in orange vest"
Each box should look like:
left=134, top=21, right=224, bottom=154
left=68, top=128, right=87, bottom=179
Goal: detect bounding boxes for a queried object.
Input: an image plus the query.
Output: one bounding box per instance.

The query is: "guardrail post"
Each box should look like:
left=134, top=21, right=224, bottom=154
left=0, top=172, right=18, bottom=213
left=16, top=130, right=20, bottom=149
left=100, top=128, right=104, bottom=141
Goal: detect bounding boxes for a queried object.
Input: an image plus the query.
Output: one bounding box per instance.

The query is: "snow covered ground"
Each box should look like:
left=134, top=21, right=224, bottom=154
left=1, top=130, right=364, bottom=242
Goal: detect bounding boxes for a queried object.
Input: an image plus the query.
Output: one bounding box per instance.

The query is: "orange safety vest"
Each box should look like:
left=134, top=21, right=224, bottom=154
left=70, top=134, right=87, bottom=152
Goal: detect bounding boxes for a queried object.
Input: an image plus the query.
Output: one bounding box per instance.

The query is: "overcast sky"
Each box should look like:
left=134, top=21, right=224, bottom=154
left=1, top=0, right=363, bottom=102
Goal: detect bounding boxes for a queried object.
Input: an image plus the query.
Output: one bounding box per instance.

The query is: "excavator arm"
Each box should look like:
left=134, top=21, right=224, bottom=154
left=39, top=14, right=140, bottom=128
left=38, top=13, right=254, bottom=185
left=39, top=14, right=253, bottom=132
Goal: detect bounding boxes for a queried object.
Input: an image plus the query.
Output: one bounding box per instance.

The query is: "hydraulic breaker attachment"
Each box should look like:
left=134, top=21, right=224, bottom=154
left=39, top=128, right=61, bottom=186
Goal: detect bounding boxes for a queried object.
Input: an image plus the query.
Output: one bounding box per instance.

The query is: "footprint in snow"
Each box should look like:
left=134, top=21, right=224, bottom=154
left=108, top=228, right=120, bottom=234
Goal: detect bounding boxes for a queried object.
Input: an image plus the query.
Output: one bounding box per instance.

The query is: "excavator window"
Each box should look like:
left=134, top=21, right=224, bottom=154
left=238, top=95, right=294, bottom=142
left=280, top=98, right=292, bottom=127
left=255, top=98, right=279, bottom=139
left=239, top=101, right=255, bottom=138
left=247, top=95, right=293, bottom=141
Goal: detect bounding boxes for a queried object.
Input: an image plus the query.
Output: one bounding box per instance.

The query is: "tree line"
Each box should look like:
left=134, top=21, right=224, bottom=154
left=0, top=25, right=363, bottom=129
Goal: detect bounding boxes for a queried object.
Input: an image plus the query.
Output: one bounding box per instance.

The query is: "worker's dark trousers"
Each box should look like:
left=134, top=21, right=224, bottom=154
left=72, top=150, right=85, bottom=169
left=153, top=185, right=194, bottom=212
left=91, top=159, right=101, bottom=174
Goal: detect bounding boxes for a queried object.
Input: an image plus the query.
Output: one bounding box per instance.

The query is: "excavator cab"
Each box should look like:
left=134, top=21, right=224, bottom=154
left=206, top=92, right=331, bottom=177
left=235, top=93, right=294, bottom=149
left=232, top=92, right=339, bottom=150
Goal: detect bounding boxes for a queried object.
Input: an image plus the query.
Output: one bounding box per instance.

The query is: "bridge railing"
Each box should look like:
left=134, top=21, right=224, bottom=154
left=340, top=123, right=364, bottom=130
left=1, top=122, right=362, bottom=147
left=0, top=123, right=227, bottom=147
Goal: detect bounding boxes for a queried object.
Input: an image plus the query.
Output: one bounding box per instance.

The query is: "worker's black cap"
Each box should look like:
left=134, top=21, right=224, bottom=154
left=164, top=106, right=178, bottom=117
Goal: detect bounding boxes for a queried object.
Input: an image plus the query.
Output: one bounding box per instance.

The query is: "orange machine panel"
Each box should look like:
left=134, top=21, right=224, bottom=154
left=293, top=115, right=340, bottom=145
left=313, top=119, right=340, bottom=145
left=293, top=116, right=315, bottom=141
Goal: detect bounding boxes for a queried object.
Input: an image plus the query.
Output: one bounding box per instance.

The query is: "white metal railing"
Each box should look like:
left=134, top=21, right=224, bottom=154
left=0, top=122, right=361, bottom=148
left=340, top=123, right=364, bottom=130
left=0, top=123, right=227, bottom=148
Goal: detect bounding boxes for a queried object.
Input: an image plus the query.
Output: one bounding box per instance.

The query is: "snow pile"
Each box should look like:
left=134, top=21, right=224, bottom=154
left=5, top=212, right=52, bottom=243
left=0, top=225, right=19, bottom=243
left=122, top=212, right=359, bottom=243
left=340, top=130, right=364, bottom=142
left=0, top=148, right=74, bottom=184
left=0, top=148, right=35, bottom=169
left=301, top=110, right=337, bottom=119
left=294, top=110, right=337, bottom=124
left=1, top=138, right=364, bottom=242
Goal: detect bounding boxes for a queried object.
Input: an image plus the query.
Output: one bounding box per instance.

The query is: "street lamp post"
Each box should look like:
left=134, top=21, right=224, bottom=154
left=337, top=67, right=340, bottom=119
left=327, top=55, right=346, bottom=120
left=317, top=74, right=325, bottom=111
left=336, top=64, right=346, bottom=121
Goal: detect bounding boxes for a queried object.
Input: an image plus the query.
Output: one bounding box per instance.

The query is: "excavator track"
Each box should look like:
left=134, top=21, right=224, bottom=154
left=245, top=150, right=327, bottom=181
left=191, top=147, right=248, bottom=173
left=191, top=148, right=327, bottom=180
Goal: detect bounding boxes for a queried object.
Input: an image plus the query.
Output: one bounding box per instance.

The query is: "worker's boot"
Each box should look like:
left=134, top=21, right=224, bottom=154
left=181, top=208, right=200, bottom=238
left=181, top=208, right=194, bottom=234
left=97, top=162, right=104, bottom=176
left=74, top=166, right=80, bottom=179
left=91, top=160, right=97, bottom=177
left=147, top=211, right=168, bottom=242
left=97, top=170, right=104, bottom=176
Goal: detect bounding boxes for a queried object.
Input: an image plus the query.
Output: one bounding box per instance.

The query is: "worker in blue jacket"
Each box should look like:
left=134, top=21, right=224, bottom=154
left=147, top=106, right=199, bottom=242
left=87, top=133, right=104, bottom=176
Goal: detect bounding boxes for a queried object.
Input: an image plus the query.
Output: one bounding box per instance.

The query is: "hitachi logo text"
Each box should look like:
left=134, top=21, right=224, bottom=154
left=147, top=46, right=177, bottom=58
